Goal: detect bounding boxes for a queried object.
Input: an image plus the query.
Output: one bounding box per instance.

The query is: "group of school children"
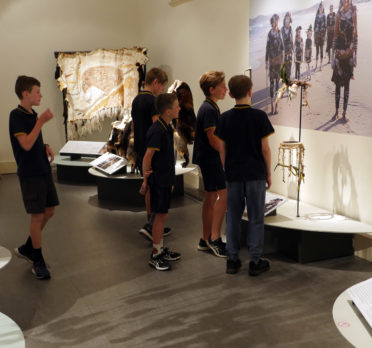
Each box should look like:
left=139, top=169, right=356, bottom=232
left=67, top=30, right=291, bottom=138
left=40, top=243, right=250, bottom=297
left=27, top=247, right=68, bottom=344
left=9, top=68, right=274, bottom=279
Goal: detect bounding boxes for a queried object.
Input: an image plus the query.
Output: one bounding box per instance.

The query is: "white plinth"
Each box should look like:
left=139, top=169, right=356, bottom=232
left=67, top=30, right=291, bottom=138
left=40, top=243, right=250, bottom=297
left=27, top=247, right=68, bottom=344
left=265, top=195, right=372, bottom=234
left=0, top=313, right=25, bottom=348
left=0, top=246, right=11, bottom=270
left=333, top=290, right=372, bottom=348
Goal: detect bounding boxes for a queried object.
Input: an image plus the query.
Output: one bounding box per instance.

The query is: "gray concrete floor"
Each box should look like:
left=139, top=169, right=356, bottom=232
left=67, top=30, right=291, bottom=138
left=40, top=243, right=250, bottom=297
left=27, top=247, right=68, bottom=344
left=0, top=173, right=370, bottom=347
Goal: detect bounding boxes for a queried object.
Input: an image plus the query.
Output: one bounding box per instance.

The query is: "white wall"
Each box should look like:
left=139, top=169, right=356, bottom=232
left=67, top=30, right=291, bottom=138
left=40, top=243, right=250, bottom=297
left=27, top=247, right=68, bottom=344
left=0, top=0, right=140, bottom=172
left=2, top=0, right=372, bottom=225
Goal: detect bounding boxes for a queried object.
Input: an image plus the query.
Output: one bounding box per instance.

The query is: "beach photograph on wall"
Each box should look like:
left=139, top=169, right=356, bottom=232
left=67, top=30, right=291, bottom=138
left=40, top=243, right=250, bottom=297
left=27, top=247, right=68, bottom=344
left=249, top=0, right=372, bottom=137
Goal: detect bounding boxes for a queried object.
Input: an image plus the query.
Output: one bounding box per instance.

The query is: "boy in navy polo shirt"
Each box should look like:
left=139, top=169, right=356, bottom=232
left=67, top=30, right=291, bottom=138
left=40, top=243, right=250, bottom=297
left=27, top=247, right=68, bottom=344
left=131, top=68, right=171, bottom=240
left=192, top=71, right=227, bottom=258
left=9, top=75, right=59, bottom=280
left=215, top=75, right=274, bottom=276
left=140, top=93, right=181, bottom=271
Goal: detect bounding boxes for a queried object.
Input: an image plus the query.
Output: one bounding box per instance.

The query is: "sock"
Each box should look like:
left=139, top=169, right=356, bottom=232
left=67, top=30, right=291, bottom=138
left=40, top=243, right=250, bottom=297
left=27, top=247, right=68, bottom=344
left=25, top=236, right=33, bottom=250
left=148, top=213, right=156, bottom=227
left=152, top=243, right=162, bottom=257
left=32, top=248, right=43, bottom=263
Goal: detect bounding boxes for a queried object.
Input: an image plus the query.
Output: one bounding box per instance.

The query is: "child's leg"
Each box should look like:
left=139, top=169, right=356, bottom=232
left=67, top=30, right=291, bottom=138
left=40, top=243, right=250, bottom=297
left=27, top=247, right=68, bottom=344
left=244, top=180, right=266, bottom=263
left=210, top=188, right=227, bottom=241
left=226, top=182, right=245, bottom=261
left=30, top=213, right=44, bottom=249
left=202, top=191, right=217, bottom=241
left=152, top=213, right=167, bottom=256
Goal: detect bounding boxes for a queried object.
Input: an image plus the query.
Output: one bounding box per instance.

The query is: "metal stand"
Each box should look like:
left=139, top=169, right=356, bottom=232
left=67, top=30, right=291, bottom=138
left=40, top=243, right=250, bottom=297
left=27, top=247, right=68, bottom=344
left=296, top=85, right=304, bottom=217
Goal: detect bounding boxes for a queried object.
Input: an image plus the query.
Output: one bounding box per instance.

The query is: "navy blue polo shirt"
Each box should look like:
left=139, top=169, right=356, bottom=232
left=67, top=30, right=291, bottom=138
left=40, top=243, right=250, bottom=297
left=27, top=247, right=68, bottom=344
left=146, top=117, right=175, bottom=187
left=214, top=105, right=274, bottom=182
left=131, top=90, right=159, bottom=160
left=192, top=98, right=221, bottom=166
left=9, top=105, right=51, bottom=177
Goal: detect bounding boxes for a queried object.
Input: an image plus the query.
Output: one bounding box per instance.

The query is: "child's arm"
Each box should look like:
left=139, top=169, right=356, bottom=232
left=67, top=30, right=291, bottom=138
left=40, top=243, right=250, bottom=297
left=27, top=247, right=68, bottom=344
left=262, top=137, right=272, bottom=190
left=139, top=148, right=155, bottom=195
left=16, top=109, right=53, bottom=151
left=206, top=128, right=222, bottom=153
left=219, top=140, right=226, bottom=169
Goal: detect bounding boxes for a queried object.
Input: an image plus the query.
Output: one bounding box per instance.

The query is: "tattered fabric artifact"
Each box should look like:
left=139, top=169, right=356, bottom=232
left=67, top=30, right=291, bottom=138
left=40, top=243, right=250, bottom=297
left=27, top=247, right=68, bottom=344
left=56, top=47, right=148, bottom=139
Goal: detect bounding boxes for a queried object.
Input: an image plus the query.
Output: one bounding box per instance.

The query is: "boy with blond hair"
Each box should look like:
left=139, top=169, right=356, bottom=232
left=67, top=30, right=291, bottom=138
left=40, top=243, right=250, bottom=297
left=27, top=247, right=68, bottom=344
left=192, top=71, right=227, bottom=258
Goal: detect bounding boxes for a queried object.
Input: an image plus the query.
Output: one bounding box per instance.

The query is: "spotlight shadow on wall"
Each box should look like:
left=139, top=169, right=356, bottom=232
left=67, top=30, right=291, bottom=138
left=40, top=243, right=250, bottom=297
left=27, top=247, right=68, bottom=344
left=332, top=146, right=360, bottom=221
left=168, top=0, right=195, bottom=7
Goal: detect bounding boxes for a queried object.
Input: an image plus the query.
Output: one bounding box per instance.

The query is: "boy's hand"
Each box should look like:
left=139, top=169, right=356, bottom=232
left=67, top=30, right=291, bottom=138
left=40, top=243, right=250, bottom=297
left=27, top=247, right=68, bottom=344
left=139, top=181, right=148, bottom=196
left=266, top=175, right=272, bottom=190
left=39, top=109, right=54, bottom=124
left=45, top=144, right=54, bottom=163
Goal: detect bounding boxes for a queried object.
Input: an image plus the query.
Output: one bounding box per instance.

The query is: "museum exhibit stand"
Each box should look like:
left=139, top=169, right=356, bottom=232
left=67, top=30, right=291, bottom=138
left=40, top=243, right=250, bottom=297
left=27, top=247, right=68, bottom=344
left=242, top=195, right=372, bottom=263
left=88, top=161, right=195, bottom=205
left=333, top=279, right=372, bottom=348
left=0, top=246, right=25, bottom=347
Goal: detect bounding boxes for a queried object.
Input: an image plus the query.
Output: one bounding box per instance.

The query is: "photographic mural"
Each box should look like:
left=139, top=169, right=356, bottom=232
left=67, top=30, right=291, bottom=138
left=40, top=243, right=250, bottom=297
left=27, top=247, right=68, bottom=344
left=249, top=0, right=372, bottom=137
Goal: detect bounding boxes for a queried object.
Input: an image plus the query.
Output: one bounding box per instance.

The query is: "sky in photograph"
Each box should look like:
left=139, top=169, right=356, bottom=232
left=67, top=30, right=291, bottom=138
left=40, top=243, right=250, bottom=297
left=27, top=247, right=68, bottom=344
left=250, top=0, right=322, bottom=18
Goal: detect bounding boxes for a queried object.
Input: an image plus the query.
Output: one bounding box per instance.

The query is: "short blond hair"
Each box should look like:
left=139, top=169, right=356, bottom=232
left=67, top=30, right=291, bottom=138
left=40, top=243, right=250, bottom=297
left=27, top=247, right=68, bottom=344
left=199, top=71, right=225, bottom=97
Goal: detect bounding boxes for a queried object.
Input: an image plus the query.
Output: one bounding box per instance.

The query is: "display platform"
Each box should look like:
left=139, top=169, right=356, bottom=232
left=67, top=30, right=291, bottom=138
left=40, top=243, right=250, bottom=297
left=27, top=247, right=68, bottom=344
left=333, top=287, right=372, bottom=348
left=242, top=196, right=372, bottom=263
left=89, top=161, right=195, bottom=205
left=0, top=246, right=11, bottom=270
left=54, top=155, right=96, bottom=184
left=0, top=312, right=25, bottom=348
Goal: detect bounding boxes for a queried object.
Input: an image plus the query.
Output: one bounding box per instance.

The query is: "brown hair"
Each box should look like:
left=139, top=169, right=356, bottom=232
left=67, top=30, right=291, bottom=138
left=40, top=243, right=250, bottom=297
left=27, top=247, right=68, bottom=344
left=156, top=93, right=178, bottom=115
left=228, top=75, right=253, bottom=99
left=145, top=68, right=168, bottom=85
left=15, top=75, right=40, bottom=100
left=199, top=71, right=225, bottom=97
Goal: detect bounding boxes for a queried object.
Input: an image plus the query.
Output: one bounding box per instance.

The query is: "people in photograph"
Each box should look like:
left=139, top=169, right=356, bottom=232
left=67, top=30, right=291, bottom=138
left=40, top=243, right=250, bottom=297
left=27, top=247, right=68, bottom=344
left=326, top=4, right=336, bottom=64
left=305, top=25, right=313, bottom=80
left=10, top=76, right=59, bottom=280
left=331, top=0, right=358, bottom=122
left=281, top=12, right=293, bottom=80
left=192, top=71, right=227, bottom=258
left=314, top=2, right=327, bottom=70
left=131, top=67, right=172, bottom=241
left=294, top=26, right=303, bottom=80
left=140, top=93, right=181, bottom=271
left=214, top=75, right=274, bottom=276
left=265, top=14, right=284, bottom=115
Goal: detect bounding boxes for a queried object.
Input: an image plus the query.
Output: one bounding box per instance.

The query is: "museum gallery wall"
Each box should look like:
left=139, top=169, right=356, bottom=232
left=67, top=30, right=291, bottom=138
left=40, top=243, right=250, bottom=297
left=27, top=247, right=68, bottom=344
left=2, top=0, right=372, bottom=224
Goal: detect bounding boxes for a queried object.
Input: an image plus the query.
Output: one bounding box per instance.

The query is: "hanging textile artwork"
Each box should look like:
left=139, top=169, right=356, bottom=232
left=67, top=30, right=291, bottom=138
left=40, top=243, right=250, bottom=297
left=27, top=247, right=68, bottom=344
left=56, top=47, right=148, bottom=139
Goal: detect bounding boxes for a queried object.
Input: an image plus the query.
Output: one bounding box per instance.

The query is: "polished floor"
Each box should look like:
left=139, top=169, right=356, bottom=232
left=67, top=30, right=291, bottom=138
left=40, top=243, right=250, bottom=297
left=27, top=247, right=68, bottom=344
left=0, top=173, right=371, bottom=347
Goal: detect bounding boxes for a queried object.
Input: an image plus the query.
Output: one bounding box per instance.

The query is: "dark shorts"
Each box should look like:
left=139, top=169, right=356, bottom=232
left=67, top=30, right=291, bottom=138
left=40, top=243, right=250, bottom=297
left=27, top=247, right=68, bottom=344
left=19, top=174, right=59, bottom=214
left=199, top=162, right=226, bottom=192
left=150, top=184, right=172, bottom=214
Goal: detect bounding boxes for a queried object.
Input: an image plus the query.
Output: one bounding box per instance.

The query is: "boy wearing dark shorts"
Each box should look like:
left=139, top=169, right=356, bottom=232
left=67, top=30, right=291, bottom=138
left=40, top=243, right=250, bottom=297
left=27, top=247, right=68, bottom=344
left=131, top=68, right=171, bottom=240
left=215, top=75, right=274, bottom=276
left=192, top=71, right=227, bottom=258
left=9, top=76, right=59, bottom=280
left=140, top=93, right=181, bottom=271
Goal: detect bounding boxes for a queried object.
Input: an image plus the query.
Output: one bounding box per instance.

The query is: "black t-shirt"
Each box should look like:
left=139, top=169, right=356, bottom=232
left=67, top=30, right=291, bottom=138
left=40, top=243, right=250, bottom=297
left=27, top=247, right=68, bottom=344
left=215, top=105, right=274, bottom=182
left=9, top=105, right=51, bottom=177
left=131, top=91, right=159, bottom=160
left=146, top=117, right=175, bottom=187
left=192, top=98, right=221, bottom=166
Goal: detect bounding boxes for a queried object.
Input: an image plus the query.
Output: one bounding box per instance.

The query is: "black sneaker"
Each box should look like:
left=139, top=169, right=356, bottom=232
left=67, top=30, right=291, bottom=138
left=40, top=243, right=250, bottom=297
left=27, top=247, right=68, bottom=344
left=149, top=253, right=171, bottom=271
left=139, top=224, right=153, bottom=241
left=162, top=247, right=181, bottom=261
left=140, top=224, right=172, bottom=241
left=207, top=238, right=227, bottom=258
left=32, top=260, right=51, bottom=280
left=197, top=238, right=210, bottom=251
left=249, top=258, right=270, bottom=276
left=163, top=227, right=172, bottom=237
left=14, top=245, right=34, bottom=264
left=226, top=259, right=242, bottom=274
